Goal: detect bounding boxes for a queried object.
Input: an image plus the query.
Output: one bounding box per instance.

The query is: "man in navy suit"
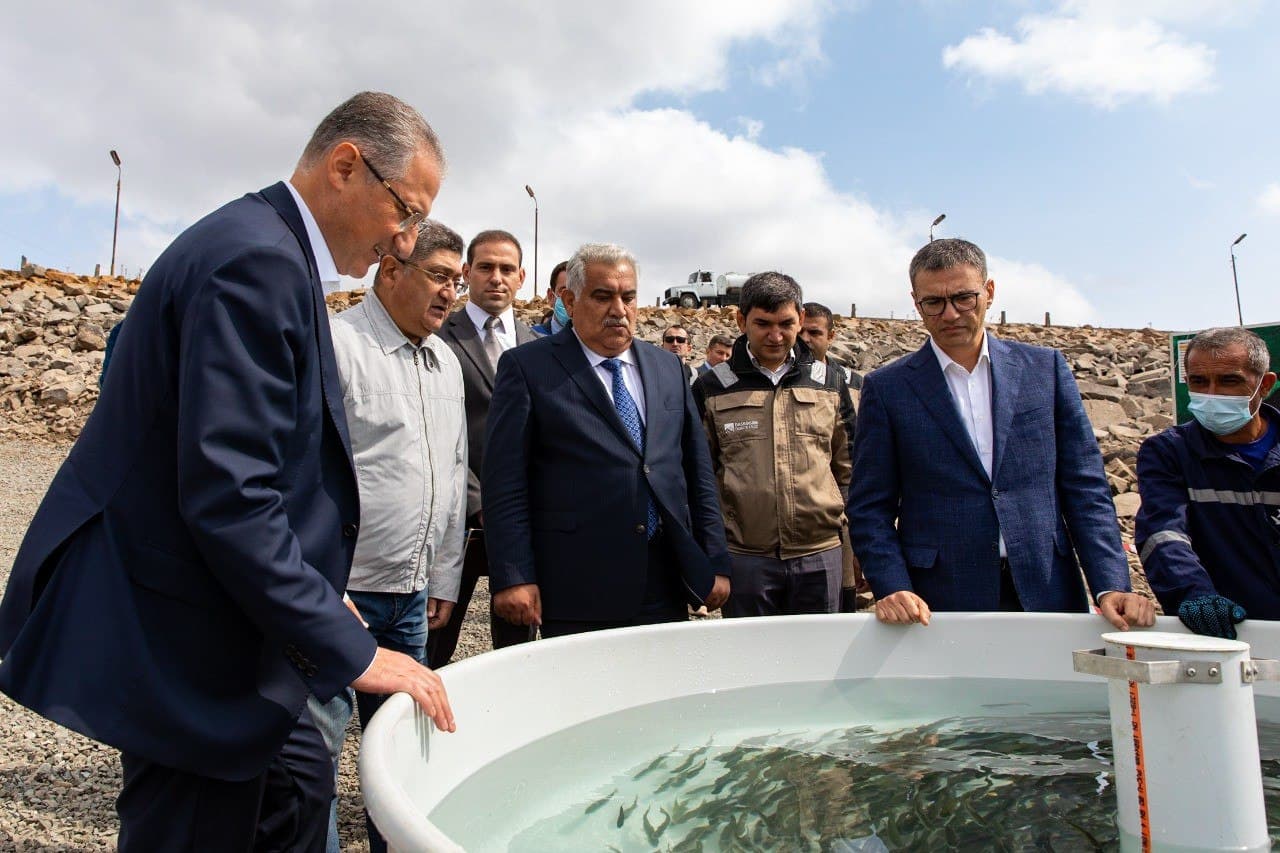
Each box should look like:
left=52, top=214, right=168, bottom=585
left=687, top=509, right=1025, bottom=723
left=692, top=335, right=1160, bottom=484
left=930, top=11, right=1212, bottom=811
left=847, top=238, right=1154, bottom=630
left=0, top=92, right=456, bottom=852
left=483, top=243, right=731, bottom=637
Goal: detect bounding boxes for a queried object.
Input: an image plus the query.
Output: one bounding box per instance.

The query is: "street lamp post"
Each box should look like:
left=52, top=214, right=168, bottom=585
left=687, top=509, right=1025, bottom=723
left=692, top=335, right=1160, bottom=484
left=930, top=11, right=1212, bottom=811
left=1230, top=233, right=1247, bottom=326
left=109, top=150, right=122, bottom=277
left=930, top=213, right=946, bottom=242
left=525, top=184, right=538, bottom=298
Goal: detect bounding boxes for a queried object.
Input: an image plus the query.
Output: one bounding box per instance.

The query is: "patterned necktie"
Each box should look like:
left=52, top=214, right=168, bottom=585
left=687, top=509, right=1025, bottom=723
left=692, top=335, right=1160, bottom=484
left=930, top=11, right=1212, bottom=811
left=602, top=358, right=659, bottom=538
left=483, top=315, right=503, bottom=372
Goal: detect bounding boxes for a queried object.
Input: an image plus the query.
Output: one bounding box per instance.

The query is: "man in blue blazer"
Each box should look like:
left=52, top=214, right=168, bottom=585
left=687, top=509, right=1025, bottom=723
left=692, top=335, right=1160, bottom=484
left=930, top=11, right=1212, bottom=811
left=483, top=243, right=731, bottom=636
left=847, top=238, right=1154, bottom=630
left=0, top=92, right=456, bottom=851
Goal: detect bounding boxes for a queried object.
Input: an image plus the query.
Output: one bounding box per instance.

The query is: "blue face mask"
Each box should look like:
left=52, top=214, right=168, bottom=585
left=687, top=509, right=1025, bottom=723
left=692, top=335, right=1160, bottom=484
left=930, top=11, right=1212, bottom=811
left=1188, top=378, right=1262, bottom=436
left=553, top=296, right=570, bottom=327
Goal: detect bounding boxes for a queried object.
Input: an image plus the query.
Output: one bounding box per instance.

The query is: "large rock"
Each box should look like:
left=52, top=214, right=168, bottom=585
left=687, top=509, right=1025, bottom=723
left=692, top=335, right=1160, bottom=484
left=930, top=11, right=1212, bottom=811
left=1083, top=399, right=1129, bottom=429
left=74, top=324, right=107, bottom=352
left=1077, top=380, right=1125, bottom=402
left=1114, top=492, right=1142, bottom=518
left=41, top=378, right=85, bottom=405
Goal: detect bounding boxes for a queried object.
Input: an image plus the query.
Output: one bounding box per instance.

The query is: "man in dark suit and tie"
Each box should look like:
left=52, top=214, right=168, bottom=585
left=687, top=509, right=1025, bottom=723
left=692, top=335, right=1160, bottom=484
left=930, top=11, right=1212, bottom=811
left=0, top=92, right=456, bottom=851
left=847, top=238, right=1154, bottom=630
left=428, top=230, right=542, bottom=667
left=483, top=243, right=731, bottom=637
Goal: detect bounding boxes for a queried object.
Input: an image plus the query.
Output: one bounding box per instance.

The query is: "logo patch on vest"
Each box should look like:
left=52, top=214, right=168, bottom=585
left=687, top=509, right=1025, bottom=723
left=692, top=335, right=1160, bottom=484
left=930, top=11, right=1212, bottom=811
left=723, top=420, right=761, bottom=434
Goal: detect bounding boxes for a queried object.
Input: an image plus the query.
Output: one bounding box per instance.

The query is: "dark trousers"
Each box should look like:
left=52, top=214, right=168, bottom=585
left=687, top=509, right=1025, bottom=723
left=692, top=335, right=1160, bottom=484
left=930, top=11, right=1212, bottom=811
left=426, top=531, right=531, bottom=668
left=541, top=531, right=689, bottom=638
left=117, top=707, right=331, bottom=853
left=723, top=547, right=842, bottom=618
left=999, top=560, right=1024, bottom=612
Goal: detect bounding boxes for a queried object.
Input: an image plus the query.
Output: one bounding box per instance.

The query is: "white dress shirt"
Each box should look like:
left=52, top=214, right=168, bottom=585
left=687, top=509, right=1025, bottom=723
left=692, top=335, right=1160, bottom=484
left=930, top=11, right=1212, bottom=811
left=930, top=333, right=1006, bottom=558
left=284, top=180, right=341, bottom=294
left=577, top=335, right=647, bottom=425
left=747, top=347, right=795, bottom=386
left=330, top=289, right=468, bottom=601
left=465, top=300, right=517, bottom=353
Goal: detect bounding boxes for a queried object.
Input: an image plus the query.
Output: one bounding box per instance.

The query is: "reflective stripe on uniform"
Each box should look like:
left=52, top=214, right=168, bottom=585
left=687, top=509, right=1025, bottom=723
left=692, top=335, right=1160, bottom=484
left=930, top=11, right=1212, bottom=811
left=711, top=362, right=739, bottom=388
left=1186, top=488, right=1280, bottom=507
left=1139, top=529, right=1193, bottom=564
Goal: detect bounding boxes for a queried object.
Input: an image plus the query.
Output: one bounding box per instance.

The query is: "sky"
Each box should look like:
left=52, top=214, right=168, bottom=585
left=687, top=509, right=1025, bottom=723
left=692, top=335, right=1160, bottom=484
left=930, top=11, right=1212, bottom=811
left=0, top=0, right=1276, bottom=331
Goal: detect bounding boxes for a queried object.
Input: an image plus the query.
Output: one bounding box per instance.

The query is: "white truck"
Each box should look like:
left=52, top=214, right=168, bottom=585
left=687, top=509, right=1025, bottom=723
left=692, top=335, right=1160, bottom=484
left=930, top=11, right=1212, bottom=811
left=663, top=270, right=752, bottom=308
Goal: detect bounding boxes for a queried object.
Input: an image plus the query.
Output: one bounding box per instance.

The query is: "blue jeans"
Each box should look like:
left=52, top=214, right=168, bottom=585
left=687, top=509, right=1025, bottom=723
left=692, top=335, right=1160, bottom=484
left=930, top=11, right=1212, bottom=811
left=308, top=688, right=354, bottom=853
left=312, top=586, right=430, bottom=853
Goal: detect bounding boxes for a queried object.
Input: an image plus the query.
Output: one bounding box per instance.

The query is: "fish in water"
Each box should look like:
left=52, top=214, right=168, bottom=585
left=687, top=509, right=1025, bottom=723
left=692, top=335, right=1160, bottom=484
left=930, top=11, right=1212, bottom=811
left=584, top=789, right=616, bottom=815
left=616, top=796, right=638, bottom=828
left=632, top=751, right=671, bottom=780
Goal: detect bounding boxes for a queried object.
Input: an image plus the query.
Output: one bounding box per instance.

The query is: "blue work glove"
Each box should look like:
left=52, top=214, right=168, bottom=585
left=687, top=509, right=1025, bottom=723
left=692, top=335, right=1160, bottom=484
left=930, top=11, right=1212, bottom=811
left=1177, top=595, right=1246, bottom=639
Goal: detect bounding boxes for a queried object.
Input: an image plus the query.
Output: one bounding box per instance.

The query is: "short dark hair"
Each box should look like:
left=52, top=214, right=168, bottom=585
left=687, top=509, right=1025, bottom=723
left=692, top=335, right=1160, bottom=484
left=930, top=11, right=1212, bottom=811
left=909, top=238, right=987, bottom=289
left=411, top=220, right=464, bottom=263
left=803, top=302, right=834, bottom=332
left=549, top=260, right=569, bottom=289
left=373, top=219, right=463, bottom=287
left=739, top=271, right=803, bottom=316
left=664, top=324, right=689, bottom=336
left=708, top=334, right=734, bottom=350
left=467, top=230, right=523, bottom=265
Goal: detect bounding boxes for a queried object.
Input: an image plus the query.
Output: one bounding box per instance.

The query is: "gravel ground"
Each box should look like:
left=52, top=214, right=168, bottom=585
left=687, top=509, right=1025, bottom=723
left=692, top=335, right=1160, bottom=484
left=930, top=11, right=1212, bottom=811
left=0, top=438, right=493, bottom=852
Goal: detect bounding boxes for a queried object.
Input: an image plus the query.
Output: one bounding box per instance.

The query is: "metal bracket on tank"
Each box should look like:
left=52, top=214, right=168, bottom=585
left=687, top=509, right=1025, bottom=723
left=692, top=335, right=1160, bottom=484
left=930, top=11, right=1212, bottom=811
left=1072, top=648, right=1222, bottom=684
left=1241, top=659, right=1280, bottom=683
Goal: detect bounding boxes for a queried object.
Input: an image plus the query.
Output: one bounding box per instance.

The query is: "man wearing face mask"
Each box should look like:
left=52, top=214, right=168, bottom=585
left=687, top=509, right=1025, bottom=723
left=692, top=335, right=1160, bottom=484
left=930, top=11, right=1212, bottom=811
left=1136, top=326, right=1280, bottom=638
left=533, top=260, right=571, bottom=335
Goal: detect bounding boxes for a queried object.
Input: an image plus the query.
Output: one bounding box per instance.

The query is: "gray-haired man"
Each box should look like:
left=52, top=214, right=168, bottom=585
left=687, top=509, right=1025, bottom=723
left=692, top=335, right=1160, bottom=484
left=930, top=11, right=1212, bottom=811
left=313, top=219, right=469, bottom=851
left=1137, top=326, right=1280, bottom=638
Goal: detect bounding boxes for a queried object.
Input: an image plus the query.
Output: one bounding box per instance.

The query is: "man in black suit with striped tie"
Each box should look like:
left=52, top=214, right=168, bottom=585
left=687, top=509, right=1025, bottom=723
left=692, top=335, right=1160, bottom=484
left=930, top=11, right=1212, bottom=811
left=482, top=243, right=731, bottom=637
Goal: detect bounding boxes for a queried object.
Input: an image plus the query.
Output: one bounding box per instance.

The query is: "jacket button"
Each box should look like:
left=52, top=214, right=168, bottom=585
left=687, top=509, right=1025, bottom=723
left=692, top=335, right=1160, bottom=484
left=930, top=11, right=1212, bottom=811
left=343, top=522, right=358, bottom=538
left=991, top=489, right=1000, bottom=499
left=643, top=465, right=651, bottom=474
left=635, top=524, right=646, bottom=535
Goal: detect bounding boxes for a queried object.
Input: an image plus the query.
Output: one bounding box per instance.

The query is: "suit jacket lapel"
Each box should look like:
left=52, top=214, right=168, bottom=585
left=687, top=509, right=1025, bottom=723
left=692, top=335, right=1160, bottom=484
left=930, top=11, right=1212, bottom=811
left=904, top=342, right=990, bottom=483
left=550, top=331, right=641, bottom=456
left=514, top=321, right=539, bottom=345
left=259, top=182, right=355, bottom=469
left=634, top=343, right=665, bottom=463
left=987, top=334, right=1021, bottom=482
left=446, top=311, right=496, bottom=389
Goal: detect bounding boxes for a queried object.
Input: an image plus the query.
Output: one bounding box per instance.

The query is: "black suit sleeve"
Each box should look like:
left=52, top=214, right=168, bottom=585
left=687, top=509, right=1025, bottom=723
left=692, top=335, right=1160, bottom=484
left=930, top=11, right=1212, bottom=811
left=681, top=370, right=731, bottom=582
left=481, top=350, right=537, bottom=591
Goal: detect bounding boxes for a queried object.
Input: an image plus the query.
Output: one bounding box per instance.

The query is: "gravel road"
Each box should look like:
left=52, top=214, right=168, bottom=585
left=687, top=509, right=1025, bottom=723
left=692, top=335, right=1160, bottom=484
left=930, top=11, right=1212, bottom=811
left=0, top=438, right=492, bottom=852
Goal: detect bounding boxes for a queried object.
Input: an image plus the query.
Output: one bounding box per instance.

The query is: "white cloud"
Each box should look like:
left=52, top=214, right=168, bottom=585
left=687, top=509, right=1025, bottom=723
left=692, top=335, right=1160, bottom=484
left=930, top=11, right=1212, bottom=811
left=1258, top=183, right=1280, bottom=216
left=942, top=3, right=1217, bottom=108
left=736, top=117, right=766, bottom=141
left=0, top=0, right=1097, bottom=325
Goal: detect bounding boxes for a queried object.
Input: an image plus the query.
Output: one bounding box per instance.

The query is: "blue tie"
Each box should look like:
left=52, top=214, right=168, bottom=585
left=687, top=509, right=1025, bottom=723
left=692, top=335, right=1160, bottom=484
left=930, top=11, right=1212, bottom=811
left=602, top=358, right=659, bottom=538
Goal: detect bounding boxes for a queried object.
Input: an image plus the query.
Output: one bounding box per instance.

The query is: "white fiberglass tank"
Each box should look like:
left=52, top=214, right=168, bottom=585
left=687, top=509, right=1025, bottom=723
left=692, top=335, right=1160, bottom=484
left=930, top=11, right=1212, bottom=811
left=360, top=614, right=1280, bottom=852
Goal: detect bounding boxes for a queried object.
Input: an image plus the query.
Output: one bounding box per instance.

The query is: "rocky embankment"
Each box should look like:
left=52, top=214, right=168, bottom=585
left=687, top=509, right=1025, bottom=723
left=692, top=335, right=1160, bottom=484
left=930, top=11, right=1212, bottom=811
left=3, top=269, right=1170, bottom=530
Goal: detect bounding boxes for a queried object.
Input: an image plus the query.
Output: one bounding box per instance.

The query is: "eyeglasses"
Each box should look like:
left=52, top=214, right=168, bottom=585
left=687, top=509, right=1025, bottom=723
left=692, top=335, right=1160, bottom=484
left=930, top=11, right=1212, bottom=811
left=399, top=258, right=467, bottom=294
left=356, top=149, right=426, bottom=235
left=915, top=291, right=981, bottom=317
left=664, top=336, right=688, bottom=344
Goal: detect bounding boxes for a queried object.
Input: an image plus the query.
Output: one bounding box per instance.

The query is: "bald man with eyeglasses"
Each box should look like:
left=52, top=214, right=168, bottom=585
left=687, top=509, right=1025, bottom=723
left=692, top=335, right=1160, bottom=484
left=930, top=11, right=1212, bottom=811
left=847, top=238, right=1154, bottom=631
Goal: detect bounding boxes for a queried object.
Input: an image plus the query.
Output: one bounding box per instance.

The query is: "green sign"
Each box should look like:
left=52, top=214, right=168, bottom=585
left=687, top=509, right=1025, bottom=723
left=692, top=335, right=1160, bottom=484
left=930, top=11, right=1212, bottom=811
left=1170, top=322, right=1280, bottom=423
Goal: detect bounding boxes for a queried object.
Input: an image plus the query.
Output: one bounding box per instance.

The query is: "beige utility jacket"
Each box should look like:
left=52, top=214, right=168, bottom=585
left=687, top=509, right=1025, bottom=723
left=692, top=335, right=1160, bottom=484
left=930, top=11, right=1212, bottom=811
left=692, top=341, right=855, bottom=559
